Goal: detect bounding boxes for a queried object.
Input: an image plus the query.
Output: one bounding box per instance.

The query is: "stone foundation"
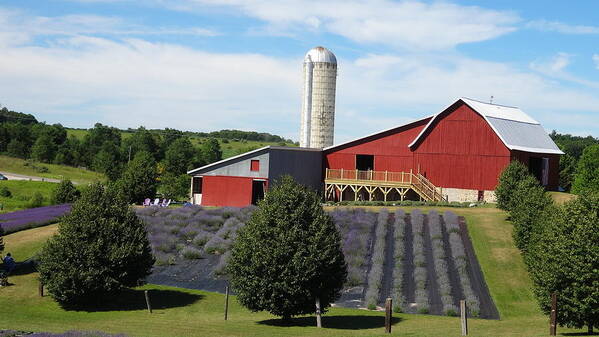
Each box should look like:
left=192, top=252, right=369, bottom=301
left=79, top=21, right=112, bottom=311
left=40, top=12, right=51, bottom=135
left=443, top=188, right=496, bottom=203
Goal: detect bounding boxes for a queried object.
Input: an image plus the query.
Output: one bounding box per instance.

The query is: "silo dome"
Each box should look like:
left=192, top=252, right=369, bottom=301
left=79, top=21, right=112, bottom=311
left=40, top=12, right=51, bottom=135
left=304, top=46, right=337, bottom=64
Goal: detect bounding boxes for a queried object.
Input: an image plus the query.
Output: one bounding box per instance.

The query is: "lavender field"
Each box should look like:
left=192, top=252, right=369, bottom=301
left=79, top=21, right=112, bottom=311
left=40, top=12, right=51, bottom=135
left=136, top=206, right=498, bottom=319
left=0, top=204, right=71, bottom=234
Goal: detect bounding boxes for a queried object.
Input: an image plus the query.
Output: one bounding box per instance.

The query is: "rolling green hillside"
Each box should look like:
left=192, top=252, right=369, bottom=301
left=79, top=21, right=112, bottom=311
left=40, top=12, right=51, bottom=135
left=0, top=155, right=104, bottom=184
left=0, top=206, right=589, bottom=336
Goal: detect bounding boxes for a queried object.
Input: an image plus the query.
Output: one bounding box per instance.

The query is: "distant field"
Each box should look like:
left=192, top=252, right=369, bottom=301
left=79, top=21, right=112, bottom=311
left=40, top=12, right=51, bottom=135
left=0, top=180, right=56, bottom=213
left=66, top=128, right=296, bottom=160
left=548, top=191, right=576, bottom=204
left=0, top=205, right=589, bottom=336
left=0, top=155, right=104, bottom=184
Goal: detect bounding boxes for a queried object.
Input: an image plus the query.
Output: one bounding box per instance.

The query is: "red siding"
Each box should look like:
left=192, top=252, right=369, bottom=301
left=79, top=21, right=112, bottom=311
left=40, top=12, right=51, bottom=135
left=511, top=151, right=560, bottom=190
left=325, top=119, right=429, bottom=173
left=412, top=103, right=511, bottom=190
left=201, top=176, right=266, bottom=207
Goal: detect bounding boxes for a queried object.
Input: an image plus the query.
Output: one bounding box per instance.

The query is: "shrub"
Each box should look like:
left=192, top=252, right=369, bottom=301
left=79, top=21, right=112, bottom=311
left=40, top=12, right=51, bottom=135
left=391, top=209, right=406, bottom=312
left=495, top=161, right=531, bottom=210
left=52, top=179, right=80, bottom=204
left=571, top=144, right=599, bottom=194
left=181, top=246, right=202, bottom=260
left=117, top=151, right=158, bottom=204
left=28, top=192, right=45, bottom=208
left=411, top=210, right=429, bottom=313
left=0, top=186, right=11, bottom=198
left=526, top=193, right=599, bottom=333
left=427, top=210, right=456, bottom=316
left=226, top=175, right=347, bottom=320
left=38, top=183, right=154, bottom=306
left=509, top=176, right=555, bottom=252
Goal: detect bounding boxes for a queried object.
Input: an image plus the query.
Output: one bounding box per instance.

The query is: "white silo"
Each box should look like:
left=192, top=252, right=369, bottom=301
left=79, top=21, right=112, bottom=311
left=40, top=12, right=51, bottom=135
left=300, top=46, right=337, bottom=148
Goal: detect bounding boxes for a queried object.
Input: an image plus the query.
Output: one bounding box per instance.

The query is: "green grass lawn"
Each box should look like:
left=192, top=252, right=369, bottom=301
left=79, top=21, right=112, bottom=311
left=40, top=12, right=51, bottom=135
left=0, top=155, right=104, bottom=184
left=548, top=191, right=577, bottom=204
left=0, top=180, right=57, bottom=213
left=0, top=207, right=589, bottom=336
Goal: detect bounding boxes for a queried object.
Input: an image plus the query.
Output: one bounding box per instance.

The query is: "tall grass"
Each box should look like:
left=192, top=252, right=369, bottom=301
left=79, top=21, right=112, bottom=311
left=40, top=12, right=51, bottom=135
left=443, top=211, right=480, bottom=316
left=364, top=209, right=389, bottom=309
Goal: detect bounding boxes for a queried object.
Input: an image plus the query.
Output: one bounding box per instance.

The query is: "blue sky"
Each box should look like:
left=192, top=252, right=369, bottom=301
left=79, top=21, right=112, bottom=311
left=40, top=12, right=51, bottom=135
left=0, top=0, right=598, bottom=143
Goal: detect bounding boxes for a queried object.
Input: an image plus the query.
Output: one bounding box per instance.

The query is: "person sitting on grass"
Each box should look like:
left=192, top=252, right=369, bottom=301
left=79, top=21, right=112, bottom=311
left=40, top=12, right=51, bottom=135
left=2, top=253, right=15, bottom=274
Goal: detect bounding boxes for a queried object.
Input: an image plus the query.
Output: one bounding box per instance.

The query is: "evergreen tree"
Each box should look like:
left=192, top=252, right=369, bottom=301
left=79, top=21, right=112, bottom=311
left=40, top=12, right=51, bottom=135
left=227, top=176, right=347, bottom=320
left=118, top=151, right=158, bottom=204
left=526, top=193, right=599, bottom=334
left=38, top=183, right=154, bottom=306
left=571, top=144, right=599, bottom=194
left=509, top=175, right=555, bottom=252
left=495, top=161, right=532, bottom=211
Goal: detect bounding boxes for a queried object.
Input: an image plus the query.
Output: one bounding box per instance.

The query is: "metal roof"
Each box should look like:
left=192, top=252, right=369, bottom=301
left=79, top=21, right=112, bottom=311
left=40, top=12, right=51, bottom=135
left=408, top=97, right=564, bottom=155
left=187, top=146, right=322, bottom=175
left=304, top=46, right=337, bottom=64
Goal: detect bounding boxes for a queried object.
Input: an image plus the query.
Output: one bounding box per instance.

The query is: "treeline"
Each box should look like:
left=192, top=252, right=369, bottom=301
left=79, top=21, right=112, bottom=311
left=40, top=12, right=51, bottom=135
left=550, top=130, right=599, bottom=192
left=495, top=162, right=598, bottom=333
left=0, top=107, right=227, bottom=201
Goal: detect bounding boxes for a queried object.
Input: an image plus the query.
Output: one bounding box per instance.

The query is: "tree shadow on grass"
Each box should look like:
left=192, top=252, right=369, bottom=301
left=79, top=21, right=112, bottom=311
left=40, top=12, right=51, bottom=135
left=258, top=315, right=402, bottom=330
left=7, top=260, right=38, bottom=276
left=63, top=288, right=203, bottom=312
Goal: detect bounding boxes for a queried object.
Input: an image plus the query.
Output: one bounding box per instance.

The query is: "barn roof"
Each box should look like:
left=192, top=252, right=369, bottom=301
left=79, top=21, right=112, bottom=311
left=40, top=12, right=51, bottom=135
left=187, top=146, right=321, bottom=175
left=408, top=97, right=564, bottom=155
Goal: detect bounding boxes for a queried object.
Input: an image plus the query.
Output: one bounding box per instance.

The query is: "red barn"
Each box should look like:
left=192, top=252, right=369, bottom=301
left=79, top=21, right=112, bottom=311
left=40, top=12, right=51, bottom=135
left=323, top=97, right=563, bottom=202
left=189, top=97, right=563, bottom=206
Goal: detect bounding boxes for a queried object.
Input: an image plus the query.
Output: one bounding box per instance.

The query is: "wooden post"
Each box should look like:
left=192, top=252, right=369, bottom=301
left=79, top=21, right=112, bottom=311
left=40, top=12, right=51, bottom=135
left=550, top=293, right=557, bottom=336
left=385, top=297, right=392, bottom=333
left=385, top=170, right=388, bottom=181
left=460, top=300, right=468, bottom=336
left=224, top=285, right=230, bottom=321
left=38, top=281, right=44, bottom=297
left=340, top=168, right=343, bottom=179
left=315, top=298, right=322, bottom=328
left=144, top=290, right=152, bottom=313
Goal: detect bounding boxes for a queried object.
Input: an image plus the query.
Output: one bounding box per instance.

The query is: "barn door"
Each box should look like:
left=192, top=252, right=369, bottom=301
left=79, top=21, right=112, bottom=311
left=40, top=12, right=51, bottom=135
left=541, top=158, right=549, bottom=186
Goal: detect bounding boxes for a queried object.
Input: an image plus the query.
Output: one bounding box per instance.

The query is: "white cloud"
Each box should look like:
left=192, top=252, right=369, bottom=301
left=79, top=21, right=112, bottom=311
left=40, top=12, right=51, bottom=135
left=594, top=54, right=599, bottom=69
left=528, top=20, right=599, bottom=34
left=0, top=8, right=218, bottom=47
left=530, top=53, right=599, bottom=89
left=166, top=0, right=520, bottom=50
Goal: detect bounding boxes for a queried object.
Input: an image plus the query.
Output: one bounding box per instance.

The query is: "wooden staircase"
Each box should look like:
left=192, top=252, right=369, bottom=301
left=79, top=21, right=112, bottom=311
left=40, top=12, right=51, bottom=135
left=324, top=168, right=447, bottom=202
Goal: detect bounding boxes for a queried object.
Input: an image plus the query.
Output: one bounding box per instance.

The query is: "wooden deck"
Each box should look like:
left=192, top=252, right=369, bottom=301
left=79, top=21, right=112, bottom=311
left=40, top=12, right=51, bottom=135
left=324, top=168, right=447, bottom=202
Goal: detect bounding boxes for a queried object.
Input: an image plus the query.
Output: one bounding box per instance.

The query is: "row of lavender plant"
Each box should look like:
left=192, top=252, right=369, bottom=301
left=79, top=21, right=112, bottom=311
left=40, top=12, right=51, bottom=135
left=330, top=208, right=377, bottom=286
left=411, top=209, right=429, bottom=313
left=391, top=209, right=407, bottom=312
left=364, top=209, right=389, bottom=309
left=136, top=205, right=253, bottom=269
left=442, top=211, right=480, bottom=317
left=427, top=210, right=458, bottom=316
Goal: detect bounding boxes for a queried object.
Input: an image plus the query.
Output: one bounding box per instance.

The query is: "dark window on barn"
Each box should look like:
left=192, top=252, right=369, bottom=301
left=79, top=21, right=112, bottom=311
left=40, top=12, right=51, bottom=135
left=528, top=157, right=543, bottom=184
left=250, top=160, right=260, bottom=172
left=356, top=154, right=374, bottom=171
left=192, top=177, right=203, bottom=194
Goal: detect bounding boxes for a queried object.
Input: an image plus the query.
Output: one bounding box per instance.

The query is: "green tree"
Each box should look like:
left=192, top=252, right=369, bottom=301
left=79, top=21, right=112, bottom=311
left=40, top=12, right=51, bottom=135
left=31, top=134, right=57, bottom=163
left=122, top=127, right=161, bottom=161
left=200, top=138, right=222, bottom=164
left=52, top=179, right=80, bottom=204
left=28, top=191, right=45, bottom=208
left=227, top=176, right=347, bottom=320
left=6, top=139, right=29, bottom=158
left=38, top=183, right=154, bottom=306
left=92, top=141, right=122, bottom=181
left=558, top=153, right=577, bottom=192
left=118, top=151, right=158, bottom=204
left=160, top=173, right=189, bottom=200
left=81, top=123, right=122, bottom=167
left=495, top=161, right=532, bottom=211
left=571, top=144, right=599, bottom=194
left=509, top=175, right=555, bottom=252
left=526, top=193, right=599, bottom=334
left=163, top=137, right=196, bottom=174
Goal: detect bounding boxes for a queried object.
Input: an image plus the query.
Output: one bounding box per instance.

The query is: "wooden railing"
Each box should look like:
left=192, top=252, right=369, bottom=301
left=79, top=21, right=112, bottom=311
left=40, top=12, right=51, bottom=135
left=325, top=168, right=447, bottom=202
